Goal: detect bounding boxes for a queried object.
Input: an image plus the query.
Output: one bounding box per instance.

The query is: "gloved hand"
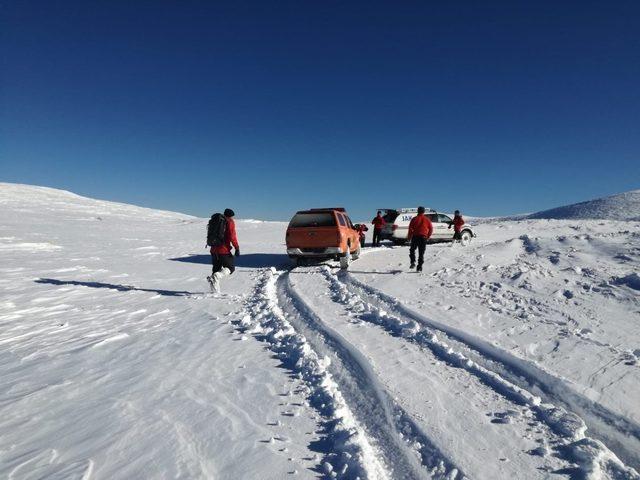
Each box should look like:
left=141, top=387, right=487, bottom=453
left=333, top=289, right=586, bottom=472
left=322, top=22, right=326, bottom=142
left=235, top=248, right=240, bottom=257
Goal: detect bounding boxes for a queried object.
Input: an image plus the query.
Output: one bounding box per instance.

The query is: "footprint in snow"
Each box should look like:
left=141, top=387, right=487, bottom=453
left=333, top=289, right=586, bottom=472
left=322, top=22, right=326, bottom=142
left=490, top=410, right=520, bottom=424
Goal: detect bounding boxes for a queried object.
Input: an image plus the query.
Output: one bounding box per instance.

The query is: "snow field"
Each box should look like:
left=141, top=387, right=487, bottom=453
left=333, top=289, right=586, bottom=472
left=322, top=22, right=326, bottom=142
left=240, top=267, right=390, bottom=480
left=1, top=183, right=639, bottom=479
left=319, top=267, right=637, bottom=479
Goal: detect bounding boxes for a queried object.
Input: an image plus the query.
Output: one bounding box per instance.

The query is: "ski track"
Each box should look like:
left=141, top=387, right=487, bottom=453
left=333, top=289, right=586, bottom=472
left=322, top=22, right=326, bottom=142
left=327, top=267, right=639, bottom=479
left=279, top=272, right=465, bottom=480
left=239, top=267, right=389, bottom=480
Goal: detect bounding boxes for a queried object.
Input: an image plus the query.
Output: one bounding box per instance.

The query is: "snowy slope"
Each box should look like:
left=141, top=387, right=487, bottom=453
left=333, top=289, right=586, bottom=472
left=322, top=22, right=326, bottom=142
left=528, top=190, right=640, bottom=221
left=1, top=183, right=639, bottom=480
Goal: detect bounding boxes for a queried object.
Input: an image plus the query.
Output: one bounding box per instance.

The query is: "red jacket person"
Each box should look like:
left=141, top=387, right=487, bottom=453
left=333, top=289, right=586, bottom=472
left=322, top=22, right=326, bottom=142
left=448, top=210, right=465, bottom=240
left=371, top=211, right=386, bottom=247
left=208, top=208, right=240, bottom=293
left=407, top=207, right=433, bottom=272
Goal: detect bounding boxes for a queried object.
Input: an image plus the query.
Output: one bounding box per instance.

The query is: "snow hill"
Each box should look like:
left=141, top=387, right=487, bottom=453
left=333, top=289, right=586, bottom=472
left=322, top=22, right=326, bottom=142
left=528, top=189, right=640, bottom=221
left=1, top=182, right=639, bottom=480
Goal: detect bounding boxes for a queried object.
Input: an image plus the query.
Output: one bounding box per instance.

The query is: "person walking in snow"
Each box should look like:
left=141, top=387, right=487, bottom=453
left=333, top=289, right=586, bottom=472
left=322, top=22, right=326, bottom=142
left=407, top=206, right=433, bottom=272
left=448, top=210, right=465, bottom=244
left=207, top=208, right=240, bottom=293
left=371, top=211, right=386, bottom=247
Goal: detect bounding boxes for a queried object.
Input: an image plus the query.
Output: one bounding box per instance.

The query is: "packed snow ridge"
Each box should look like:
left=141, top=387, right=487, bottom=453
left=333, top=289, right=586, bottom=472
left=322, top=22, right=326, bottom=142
left=1, top=182, right=639, bottom=480
left=528, top=189, right=640, bottom=221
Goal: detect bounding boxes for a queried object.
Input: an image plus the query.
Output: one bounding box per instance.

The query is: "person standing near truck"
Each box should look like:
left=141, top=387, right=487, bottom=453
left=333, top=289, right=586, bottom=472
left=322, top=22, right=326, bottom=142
left=407, top=206, right=433, bottom=272
left=371, top=211, right=386, bottom=247
left=448, top=210, right=465, bottom=244
left=356, top=223, right=369, bottom=248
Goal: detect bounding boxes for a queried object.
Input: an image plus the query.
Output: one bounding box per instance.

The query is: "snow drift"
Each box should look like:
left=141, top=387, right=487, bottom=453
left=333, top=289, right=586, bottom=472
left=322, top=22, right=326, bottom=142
left=528, top=189, right=640, bottom=221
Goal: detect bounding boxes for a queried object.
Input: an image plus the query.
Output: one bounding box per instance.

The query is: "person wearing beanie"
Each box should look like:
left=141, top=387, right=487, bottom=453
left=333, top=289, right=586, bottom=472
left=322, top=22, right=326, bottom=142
left=407, top=206, right=433, bottom=272
left=448, top=209, right=465, bottom=243
left=371, top=211, right=386, bottom=247
left=207, top=208, right=240, bottom=293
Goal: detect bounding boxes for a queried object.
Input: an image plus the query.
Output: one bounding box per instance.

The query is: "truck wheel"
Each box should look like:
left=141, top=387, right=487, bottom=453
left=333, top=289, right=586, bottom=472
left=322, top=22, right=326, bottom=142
left=340, top=245, right=352, bottom=269
left=460, top=230, right=472, bottom=246
left=352, top=243, right=361, bottom=260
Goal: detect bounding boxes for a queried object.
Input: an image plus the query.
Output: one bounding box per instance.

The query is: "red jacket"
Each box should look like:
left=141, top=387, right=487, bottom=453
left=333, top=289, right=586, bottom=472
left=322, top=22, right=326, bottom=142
left=211, top=217, right=239, bottom=255
left=372, top=216, right=386, bottom=230
left=408, top=214, right=433, bottom=239
left=451, top=215, right=465, bottom=233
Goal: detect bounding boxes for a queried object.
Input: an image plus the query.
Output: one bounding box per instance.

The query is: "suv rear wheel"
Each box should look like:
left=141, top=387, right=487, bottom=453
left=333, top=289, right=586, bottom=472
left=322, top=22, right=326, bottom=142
left=340, top=244, right=352, bottom=269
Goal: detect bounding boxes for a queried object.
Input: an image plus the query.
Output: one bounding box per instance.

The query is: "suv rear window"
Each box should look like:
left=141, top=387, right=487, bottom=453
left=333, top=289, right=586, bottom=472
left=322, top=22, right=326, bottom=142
left=289, top=212, right=336, bottom=227
left=383, top=210, right=398, bottom=223
left=337, top=214, right=346, bottom=226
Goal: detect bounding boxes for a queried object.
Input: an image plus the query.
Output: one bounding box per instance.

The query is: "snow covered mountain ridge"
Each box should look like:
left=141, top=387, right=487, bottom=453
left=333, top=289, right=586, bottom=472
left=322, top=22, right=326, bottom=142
left=3, top=182, right=639, bottom=222
left=528, top=189, right=640, bottom=221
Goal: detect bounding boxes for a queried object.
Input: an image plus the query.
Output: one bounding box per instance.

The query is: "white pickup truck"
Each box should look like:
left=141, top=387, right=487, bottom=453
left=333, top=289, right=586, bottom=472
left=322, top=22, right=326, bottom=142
left=377, top=208, right=475, bottom=245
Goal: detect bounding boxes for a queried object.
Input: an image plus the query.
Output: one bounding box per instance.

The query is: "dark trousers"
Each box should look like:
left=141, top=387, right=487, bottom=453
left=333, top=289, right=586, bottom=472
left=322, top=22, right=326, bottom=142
left=453, top=230, right=462, bottom=241
left=409, top=236, right=427, bottom=268
left=372, top=229, right=382, bottom=246
left=211, top=253, right=235, bottom=275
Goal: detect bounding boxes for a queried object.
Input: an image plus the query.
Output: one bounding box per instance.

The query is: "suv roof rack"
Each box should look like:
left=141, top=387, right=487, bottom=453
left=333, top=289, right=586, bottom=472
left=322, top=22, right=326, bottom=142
left=379, top=207, right=435, bottom=213
left=308, top=207, right=345, bottom=212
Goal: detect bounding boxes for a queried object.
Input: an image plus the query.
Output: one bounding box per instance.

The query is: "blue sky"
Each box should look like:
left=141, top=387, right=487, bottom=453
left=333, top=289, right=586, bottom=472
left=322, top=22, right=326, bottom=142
left=1, top=1, right=639, bottom=220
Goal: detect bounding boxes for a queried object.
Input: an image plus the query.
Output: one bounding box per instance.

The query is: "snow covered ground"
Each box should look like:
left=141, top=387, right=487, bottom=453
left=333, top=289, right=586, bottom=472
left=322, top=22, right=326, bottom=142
left=1, top=183, right=638, bottom=479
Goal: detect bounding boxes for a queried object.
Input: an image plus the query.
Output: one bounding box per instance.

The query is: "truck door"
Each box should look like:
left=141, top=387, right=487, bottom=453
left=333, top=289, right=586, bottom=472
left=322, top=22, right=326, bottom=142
left=428, top=213, right=445, bottom=239
left=437, top=214, right=453, bottom=240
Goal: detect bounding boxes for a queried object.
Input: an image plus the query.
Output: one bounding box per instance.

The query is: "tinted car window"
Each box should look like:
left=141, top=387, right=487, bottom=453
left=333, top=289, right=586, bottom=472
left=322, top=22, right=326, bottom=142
left=428, top=214, right=438, bottom=222
left=382, top=210, right=398, bottom=223
left=345, top=216, right=354, bottom=228
left=439, top=214, right=452, bottom=223
left=337, top=214, right=346, bottom=226
left=289, top=213, right=337, bottom=227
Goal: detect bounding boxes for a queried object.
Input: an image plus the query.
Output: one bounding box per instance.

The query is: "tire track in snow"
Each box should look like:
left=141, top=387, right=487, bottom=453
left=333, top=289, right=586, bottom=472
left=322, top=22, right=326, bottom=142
left=279, top=271, right=465, bottom=480
left=240, top=268, right=389, bottom=479
left=332, top=268, right=640, bottom=479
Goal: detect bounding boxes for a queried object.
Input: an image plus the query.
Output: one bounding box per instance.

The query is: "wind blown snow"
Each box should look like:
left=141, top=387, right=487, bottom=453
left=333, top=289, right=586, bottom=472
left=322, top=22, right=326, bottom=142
left=1, top=182, right=638, bottom=480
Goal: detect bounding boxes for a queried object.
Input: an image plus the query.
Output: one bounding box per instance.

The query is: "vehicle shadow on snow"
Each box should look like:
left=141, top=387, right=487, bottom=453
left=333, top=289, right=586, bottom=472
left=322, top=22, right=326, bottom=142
left=35, top=278, right=202, bottom=296
left=169, top=253, right=291, bottom=269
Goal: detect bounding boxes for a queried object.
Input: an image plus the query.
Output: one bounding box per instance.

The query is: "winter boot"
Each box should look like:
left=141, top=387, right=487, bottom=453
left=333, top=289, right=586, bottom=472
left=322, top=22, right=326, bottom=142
left=210, top=267, right=231, bottom=293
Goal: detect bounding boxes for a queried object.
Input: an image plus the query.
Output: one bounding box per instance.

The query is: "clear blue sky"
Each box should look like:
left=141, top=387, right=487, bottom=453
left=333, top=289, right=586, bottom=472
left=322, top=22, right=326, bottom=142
left=1, top=1, right=639, bottom=220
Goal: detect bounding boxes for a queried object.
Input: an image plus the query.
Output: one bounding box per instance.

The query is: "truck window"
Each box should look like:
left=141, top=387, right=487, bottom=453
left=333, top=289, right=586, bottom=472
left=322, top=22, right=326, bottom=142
left=438, top=214, right=452, bottom=223
left=345, top=216, right=354, bottom=228
left=337, top=214, right=346, bottom=226
left=382, top=210, right=398, bottom=223
left=289, top=213, right=337, bottom=228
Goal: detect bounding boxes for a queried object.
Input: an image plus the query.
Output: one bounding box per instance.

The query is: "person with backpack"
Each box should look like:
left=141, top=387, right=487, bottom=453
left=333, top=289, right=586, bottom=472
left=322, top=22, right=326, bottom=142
left=371, top=211, right=386, bottom=247
left=207, top=208, right=240, bottom=293
left=407, top=206, right=433, bottom=272
left=448, top=210, right=465, bottom=243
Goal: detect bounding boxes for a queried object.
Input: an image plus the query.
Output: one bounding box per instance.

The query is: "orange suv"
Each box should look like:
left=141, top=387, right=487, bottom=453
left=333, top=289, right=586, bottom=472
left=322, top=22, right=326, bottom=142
left=286, top=208, right=361, bottom=268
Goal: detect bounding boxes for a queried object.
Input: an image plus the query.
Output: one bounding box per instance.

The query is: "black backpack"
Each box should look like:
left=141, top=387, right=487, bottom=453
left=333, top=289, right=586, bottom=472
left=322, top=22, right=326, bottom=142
left=207, top=213, right=227, bottom=247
